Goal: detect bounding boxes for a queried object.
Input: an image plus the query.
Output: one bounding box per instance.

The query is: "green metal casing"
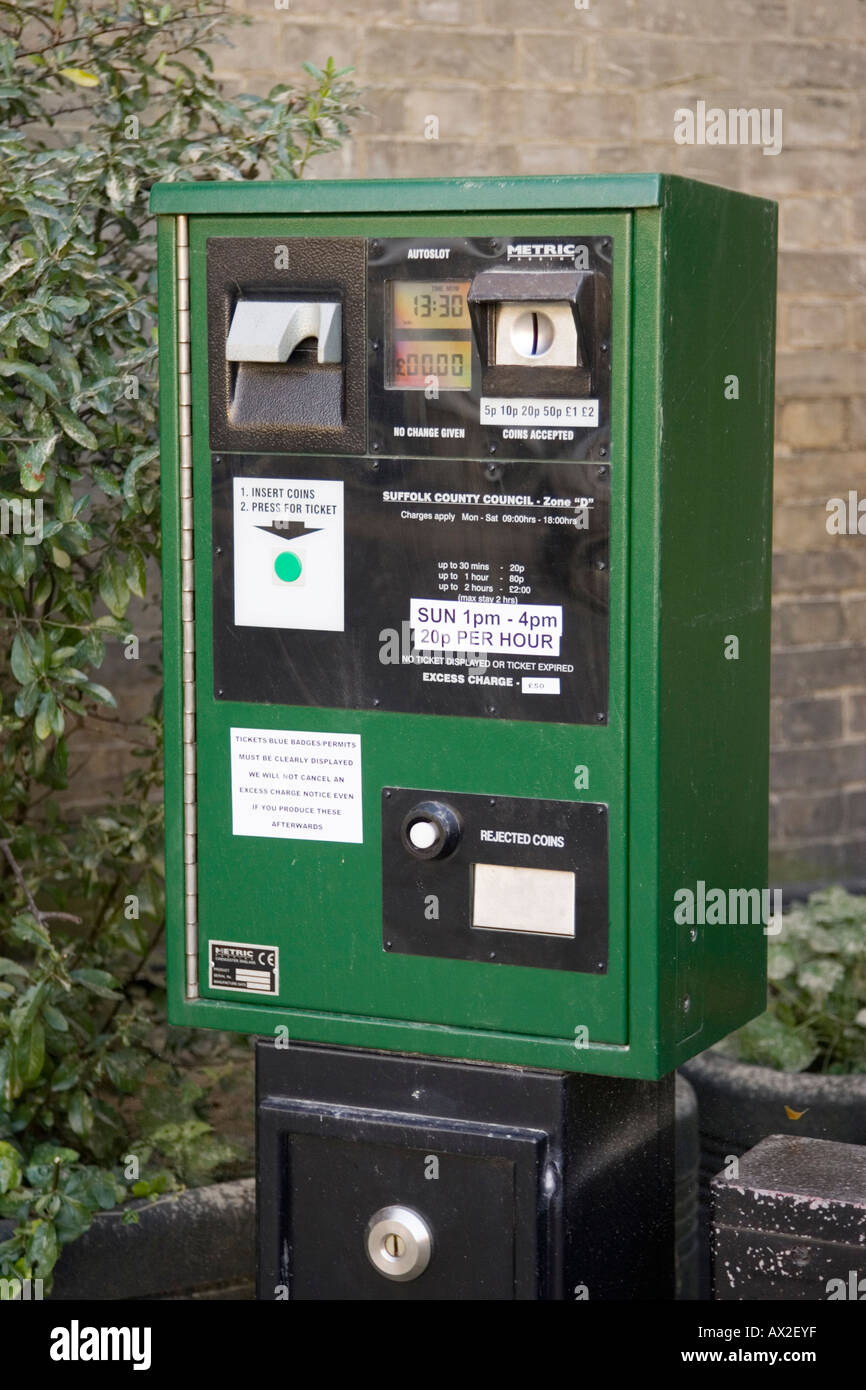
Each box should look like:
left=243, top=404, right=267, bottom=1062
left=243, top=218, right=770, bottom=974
left=152, top=175, right=776, bottom=1080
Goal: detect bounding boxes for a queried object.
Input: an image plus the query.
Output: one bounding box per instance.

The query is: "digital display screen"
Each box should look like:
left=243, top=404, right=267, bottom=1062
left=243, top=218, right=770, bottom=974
left=393, top=280, right=472, bottom=330
left=388, top=281, right=473, bottom=391
left=392, top=339, right=472, bottom=390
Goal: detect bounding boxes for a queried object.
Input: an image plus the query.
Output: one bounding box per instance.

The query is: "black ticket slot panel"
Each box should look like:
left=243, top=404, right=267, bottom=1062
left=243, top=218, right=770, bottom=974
left=207, top=236, right=367, bottom=456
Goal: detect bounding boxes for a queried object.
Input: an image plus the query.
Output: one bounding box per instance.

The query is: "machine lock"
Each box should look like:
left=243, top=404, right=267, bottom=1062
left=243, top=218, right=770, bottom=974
left=365, top=1205, right=433, bottom=1283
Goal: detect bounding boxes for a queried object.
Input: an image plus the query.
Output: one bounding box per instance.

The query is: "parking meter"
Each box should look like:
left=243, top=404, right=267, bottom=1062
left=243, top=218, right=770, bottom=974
left=153, top=175, right=776, bottom=1297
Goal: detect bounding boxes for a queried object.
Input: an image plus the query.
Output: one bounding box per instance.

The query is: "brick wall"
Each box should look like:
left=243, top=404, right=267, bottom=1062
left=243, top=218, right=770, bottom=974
left=81, top=0, right=866, bottom=885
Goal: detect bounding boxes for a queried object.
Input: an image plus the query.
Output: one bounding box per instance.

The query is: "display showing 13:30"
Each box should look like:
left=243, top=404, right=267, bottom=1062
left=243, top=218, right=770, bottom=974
left=412, top=291, right=464, bottom=319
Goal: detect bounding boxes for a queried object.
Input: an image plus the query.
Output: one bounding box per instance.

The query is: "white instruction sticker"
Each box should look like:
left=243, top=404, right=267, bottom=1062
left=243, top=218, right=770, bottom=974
left=410, top=598, right=563, bottom=656
left=233, top=477, right=344, bottom=631
left=230, top=727, right=362, bottom=843
left=480, top=397, right=599, bottom=427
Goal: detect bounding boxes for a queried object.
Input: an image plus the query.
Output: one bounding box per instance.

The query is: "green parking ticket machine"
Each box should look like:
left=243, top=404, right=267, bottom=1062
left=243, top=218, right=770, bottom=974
left=153, top=175, right=776, bottom=1299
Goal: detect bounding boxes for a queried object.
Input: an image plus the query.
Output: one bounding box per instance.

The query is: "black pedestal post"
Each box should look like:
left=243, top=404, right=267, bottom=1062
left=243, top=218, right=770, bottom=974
left=256, top=1039, right=675, bottom=1301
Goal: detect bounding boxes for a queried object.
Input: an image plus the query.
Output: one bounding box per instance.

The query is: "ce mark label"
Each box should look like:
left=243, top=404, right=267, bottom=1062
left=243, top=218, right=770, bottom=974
left=208, top=940, right=279, bottom=996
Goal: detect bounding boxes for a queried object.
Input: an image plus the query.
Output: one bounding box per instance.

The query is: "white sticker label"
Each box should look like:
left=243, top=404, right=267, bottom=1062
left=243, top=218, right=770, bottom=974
left=230, top=727, right=363, bottom=843
left=480, top=397, right=599, bottom=427
left=233, top=477, right=344, bottom=631
left=410, top=598, right=562, bottom=656
left=521, top=676, right=561, bottom=695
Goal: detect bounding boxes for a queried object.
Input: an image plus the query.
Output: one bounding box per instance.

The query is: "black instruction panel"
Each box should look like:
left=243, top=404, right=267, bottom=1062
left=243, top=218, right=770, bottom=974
left=212, top=454, right=610, bottom=725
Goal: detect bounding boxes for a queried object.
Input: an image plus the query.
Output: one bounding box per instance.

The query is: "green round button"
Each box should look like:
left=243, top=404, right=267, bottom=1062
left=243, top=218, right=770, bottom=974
left=274, top=551, right=302, bottom=583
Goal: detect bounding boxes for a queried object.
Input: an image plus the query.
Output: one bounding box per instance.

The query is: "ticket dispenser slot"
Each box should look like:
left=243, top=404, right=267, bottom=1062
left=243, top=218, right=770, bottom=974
left=226, top=298, right=342, bottom=365
left=225, top=293, right=343, bottom=430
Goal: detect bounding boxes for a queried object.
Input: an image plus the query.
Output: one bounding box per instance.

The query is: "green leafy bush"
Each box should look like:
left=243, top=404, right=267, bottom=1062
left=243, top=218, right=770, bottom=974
left=717, top=887, right=866, bottom=1074
left=0, top=0, right=361, bottom=1294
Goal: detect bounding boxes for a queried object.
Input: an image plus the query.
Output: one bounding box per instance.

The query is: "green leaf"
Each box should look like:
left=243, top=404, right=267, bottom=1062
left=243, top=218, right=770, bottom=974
left=70, top=967, right=120, bottom=1000
left=35, top=692, right=63, bottom=741
left=21, top=198, right=64, bottom=223
left=50, top=296, right=88, bottom=318
left=59, top=69, right=100, bottom=89
left=18, top=434, right=59, bottom=492
left=53, top=406, right=98, bottom=451
left=54, top=1194, right=95, bottom=1245
left=10, top=633, right=37, bottom=684
left=12, top=1019, right=45, bottom=1087
left=0, top=958, right=29, bottom=980
left=18, top=316, right=50, bottom=350
left=104, top=1049, right=144, bottom=1092
left=67, top=1089, right=94, bottom=1138
left=50, top=1058, right=80, bottom=1093
left=98, top=563, right=129, bottom=619
left=26, top=1219, right=59, bottom=1276
left=767, top=946, right=796, bottom=982
left=30, top=1144, right=79, bottom=1167
left=74, top=1167, right=123, bottom=1211
left=718, top=1012, right=819, bottom=1073
left=0, top=361, right=58, bottom=398
left=33, top=572, right=53, bottom=607
left=797, top=957, right=846, bottom=1003
left=42, top=1004, right=68, bottom=1032
left=82, top=681, right=116, bottom=707
left=125, top=546, right=147, bottom=598
left=122, top=445, right=159, bottom=507
left=0, top=1143, right=22, bottom=1196
left=9, top=913, right=52, bottom=950
left=0, top=255, right=35, bottom=287
left=92, top=466, right=122, bottom=499
left=13, top=682, right=40, bottom=718
left=49, top=647, right=78, bottom=668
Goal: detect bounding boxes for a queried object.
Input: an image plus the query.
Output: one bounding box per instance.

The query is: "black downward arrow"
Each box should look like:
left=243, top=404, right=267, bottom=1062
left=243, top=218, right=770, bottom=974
left=254, top=521, right=323, bottom=541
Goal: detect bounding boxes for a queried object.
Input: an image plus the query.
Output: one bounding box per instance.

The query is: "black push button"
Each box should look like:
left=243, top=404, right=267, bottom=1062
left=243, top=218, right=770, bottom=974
left=400, top=800, right=462, bottom=861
